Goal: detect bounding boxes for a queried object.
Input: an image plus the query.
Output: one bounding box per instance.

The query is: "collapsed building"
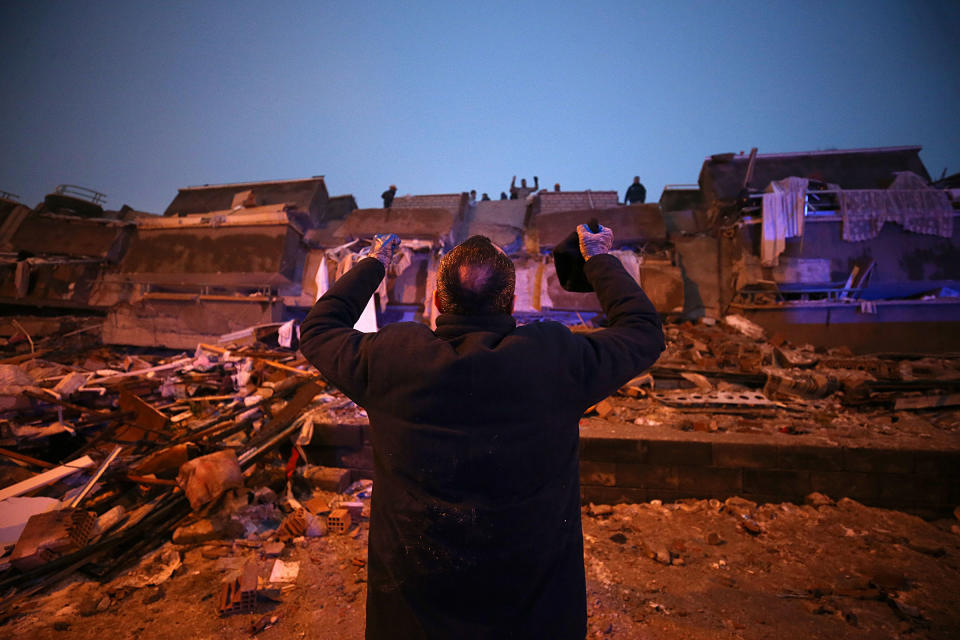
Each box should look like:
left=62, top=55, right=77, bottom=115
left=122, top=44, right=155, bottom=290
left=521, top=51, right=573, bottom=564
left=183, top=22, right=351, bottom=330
left=662, top=146, right=960, bottom=353
left=0, top=148, right=958, bottom=629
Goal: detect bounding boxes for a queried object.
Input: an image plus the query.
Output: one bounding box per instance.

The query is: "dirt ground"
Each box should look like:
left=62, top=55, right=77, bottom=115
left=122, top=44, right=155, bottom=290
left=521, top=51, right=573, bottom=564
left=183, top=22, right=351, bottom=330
left=3, top=491, right=959, bottom=640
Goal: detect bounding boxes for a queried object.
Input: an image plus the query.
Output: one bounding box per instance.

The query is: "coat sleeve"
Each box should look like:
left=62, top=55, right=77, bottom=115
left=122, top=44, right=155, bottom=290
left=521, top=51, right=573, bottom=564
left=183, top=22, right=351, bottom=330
left=574, top=253, right=665, bottom=404
left=299, top=256, right=385, bottom=404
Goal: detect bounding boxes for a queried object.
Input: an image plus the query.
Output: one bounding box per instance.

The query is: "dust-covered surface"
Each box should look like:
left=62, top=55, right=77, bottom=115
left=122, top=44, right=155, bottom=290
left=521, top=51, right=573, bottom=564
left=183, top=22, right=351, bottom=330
left=4, top=494, right=959, bottom=640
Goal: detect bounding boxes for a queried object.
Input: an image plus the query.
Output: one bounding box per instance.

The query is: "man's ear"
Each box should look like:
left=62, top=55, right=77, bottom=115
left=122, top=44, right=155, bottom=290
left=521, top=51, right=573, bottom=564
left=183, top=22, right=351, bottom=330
left=434, top=290, right=445, bottom=314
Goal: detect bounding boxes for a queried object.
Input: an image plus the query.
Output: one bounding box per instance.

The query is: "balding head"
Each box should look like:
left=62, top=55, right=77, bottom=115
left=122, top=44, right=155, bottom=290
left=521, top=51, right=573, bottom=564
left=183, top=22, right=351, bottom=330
left=436, top=236, right=515, bottom=315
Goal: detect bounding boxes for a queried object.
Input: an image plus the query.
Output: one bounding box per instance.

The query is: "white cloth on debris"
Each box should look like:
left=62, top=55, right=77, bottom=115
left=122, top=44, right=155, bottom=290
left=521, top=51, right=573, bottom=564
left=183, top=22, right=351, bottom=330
left=761, top=177, right=809, bottom=266
left=313, top=255, right=330, bottom=303
left=840, top=171, right=953, bottom=242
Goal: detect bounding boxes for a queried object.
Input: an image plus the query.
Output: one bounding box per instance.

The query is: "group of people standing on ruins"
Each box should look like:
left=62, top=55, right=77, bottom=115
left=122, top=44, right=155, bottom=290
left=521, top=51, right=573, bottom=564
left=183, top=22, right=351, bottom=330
left=380, top=175, right=646, bottom=208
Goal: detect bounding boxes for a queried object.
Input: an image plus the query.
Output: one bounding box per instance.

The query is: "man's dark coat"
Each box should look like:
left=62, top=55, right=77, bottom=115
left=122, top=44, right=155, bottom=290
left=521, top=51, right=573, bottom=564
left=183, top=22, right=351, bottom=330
left=300, top=254, right=664, bottom=639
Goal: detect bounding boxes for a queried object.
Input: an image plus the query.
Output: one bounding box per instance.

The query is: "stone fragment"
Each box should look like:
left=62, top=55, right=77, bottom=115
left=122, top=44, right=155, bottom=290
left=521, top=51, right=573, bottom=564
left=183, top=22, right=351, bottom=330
left=706, top=532, right=724, bottom=545
left=589, top=503, right=614, bottom=517
left=724, top=497, right=757, bottom=518
left=177, top=450, right=244, bottom=510
left=740, top=517, right=763, bottom=535
left=805, top=492, right=835, bottom=508
left=836, top=497, right=864, bottom=511
left=172, top=517, right=239, bottom=544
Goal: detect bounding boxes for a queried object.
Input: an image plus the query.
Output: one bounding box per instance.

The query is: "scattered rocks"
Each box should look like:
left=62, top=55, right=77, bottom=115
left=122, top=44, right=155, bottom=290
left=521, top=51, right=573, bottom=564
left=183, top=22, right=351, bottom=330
left=609, top=533, right=628, bottom=544
left=590, top=503, right=614, bottom=517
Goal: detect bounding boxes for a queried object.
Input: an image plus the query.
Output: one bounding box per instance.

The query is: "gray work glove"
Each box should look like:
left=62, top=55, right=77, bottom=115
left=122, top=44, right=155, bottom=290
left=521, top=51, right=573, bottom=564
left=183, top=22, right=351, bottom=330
left=369, top=233, right=400, bottom=266
left=576, top=224, right=613, bottom=260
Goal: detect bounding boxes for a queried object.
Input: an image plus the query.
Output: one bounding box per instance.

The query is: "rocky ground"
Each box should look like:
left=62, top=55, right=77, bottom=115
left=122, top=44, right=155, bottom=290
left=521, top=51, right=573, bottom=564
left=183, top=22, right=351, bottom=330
left=3, top=491, right=959, bottom=640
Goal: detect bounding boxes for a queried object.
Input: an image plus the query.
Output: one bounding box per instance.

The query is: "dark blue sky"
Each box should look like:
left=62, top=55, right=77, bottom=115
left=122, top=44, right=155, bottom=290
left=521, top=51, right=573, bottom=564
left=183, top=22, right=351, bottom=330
left=1, top=1, right=958, bottom=213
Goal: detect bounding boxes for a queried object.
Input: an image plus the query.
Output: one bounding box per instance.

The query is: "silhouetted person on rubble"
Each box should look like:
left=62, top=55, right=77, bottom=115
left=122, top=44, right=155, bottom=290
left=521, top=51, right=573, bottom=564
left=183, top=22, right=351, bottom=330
left=510, top=175, right=539, bottom=200
left=481, top=192, right=491, bottom=201
left=381, top=185, right=397, bottom=208
left=500, top=191, right=508, bottom=200
left=624, top=176, right=646, bottom=204
left=300, top=227, right=664, bottom=640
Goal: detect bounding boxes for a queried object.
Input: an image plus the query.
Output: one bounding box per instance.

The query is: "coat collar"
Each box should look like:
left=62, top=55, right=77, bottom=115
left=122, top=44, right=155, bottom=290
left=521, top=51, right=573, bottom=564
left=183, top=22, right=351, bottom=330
left=434, top=313, right=517, bottom=339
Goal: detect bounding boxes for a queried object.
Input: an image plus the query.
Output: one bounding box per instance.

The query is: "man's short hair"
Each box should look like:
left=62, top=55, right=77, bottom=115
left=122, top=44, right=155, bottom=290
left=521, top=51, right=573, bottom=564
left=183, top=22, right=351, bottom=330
left=436, top=236, right=515, bottom=315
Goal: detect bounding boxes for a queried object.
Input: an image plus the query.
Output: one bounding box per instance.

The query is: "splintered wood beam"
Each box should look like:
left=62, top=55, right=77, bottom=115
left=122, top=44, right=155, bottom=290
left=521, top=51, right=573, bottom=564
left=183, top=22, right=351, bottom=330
left=0, top=447, right=56, bottom=469
left=197, top=343, right=317, bottom=377
left=0, top=456, right=96, bottom=501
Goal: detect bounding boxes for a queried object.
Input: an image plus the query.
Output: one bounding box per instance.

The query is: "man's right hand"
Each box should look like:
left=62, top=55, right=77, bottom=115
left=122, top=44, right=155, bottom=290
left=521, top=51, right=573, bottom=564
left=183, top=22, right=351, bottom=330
left=369, top=233, right=401, bottom=266
left=577, top=224, right=613, bottom=260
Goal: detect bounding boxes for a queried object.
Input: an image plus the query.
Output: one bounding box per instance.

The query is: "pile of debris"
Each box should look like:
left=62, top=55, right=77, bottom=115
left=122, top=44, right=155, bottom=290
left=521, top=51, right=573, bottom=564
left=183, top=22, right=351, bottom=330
left=1, top=310, right=958, bottom=624
left=0, top=323, right=370, bottom=623
left=589, top=314, right=960, bottom=443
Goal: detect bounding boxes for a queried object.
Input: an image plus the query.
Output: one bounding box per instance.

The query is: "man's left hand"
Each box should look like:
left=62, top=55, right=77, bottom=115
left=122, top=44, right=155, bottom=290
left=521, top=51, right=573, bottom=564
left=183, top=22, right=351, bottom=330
left=370, top=233, right=401, bottom=266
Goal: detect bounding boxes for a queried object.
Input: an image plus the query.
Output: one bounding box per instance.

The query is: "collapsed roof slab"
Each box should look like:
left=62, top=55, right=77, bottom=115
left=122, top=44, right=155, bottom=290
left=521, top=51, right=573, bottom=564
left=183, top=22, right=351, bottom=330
left=536, top=204, right=667, bottom=248
left=114, top=206, right=305, bottom=288
left=9, top=213, right=133, bottom=262
left=467, top=200, right=528, bottom=249
left=699, top=146, right=930, bottom=202
left=163, top=176, right=333, bottom=226
left=342, top=208, right=455, bottom=241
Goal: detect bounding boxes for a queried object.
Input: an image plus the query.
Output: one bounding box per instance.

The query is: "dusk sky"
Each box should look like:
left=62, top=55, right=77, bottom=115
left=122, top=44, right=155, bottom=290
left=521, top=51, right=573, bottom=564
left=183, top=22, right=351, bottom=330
left=2, top=1, right=958, bottom=213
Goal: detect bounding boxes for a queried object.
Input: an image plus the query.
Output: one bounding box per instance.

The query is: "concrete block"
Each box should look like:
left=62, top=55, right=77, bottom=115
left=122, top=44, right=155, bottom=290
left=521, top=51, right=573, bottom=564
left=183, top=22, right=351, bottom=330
left=777, top=444, right=844, bottom=471
left=309, top=422, right=364, bottom=448
left=878, top=474, right=948, bottom=507
left=913, top=450, right=960, bottom=476
left=581, top=485, right=647, bottom=505
left=711, top=442, right=779, bottom=469
left=580, top=461, right=616, bottom=487
left=742, top=469, right=811, bottom=500
left=842, top=447, right=914, bottom=474
left=810, top=471, right=881, bottom=503
left=615, top=463, right=678, bottom=490
left=676, top=466, right=742, bottom=493
left=580, top=438, right=648, bottom=464
left=645, top=440, right=713, bottom=466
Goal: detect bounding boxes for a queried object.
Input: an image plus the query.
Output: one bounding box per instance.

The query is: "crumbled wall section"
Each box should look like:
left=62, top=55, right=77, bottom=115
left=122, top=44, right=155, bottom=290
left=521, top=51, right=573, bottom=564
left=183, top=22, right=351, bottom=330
left=392, top=193, right=467, bottom=217
left=536, top=191, right=619, bottom=216
left=578, top=422, right=960, bottom=518
left=304, top=421, right=960, bottom=519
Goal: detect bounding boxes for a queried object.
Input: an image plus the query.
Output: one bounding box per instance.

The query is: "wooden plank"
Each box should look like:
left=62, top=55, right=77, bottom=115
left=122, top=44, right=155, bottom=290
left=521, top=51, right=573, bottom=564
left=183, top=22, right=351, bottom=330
left=894, top=393, right=960, bottom=410
left=0, top=447, right=55, bottom=470
left=0, top=456, right=96, bottom=501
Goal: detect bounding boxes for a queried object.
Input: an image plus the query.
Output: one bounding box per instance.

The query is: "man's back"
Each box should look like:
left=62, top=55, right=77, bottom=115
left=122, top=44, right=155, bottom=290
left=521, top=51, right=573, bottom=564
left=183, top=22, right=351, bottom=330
left=300, top=245, right=663, bottom=639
